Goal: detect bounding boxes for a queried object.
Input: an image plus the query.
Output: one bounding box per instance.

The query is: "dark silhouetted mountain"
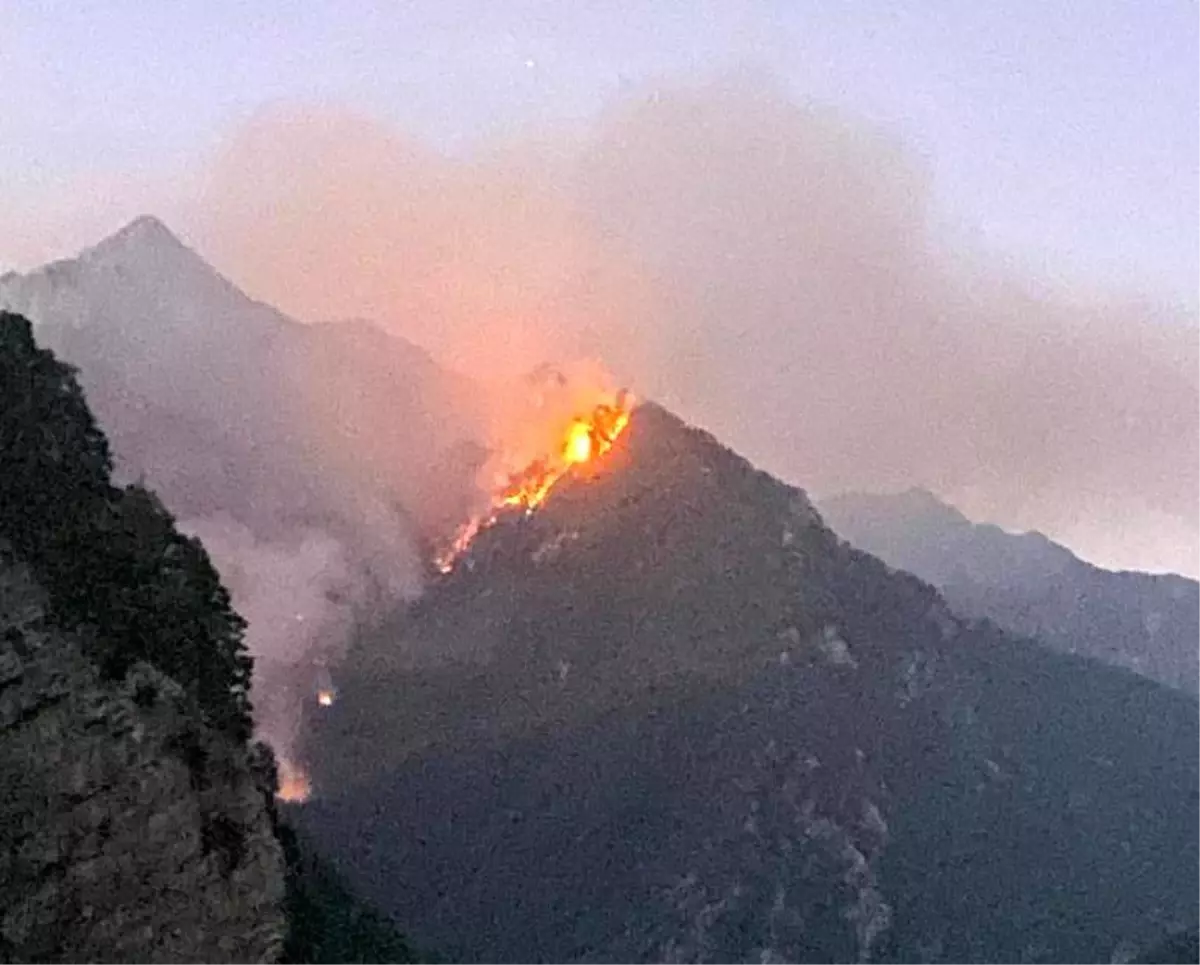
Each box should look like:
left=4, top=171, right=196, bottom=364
left=820, top=488, right=1198, bottom=693
left=0, top=311, right=285, bottom=960
left=298, top=405, right=1199, bottom=963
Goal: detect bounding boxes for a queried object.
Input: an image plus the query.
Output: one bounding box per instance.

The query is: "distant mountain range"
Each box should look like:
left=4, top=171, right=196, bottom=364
left=820, top=488, right=1198, bottom=694
left=300, top=405, right=1198, bottom=963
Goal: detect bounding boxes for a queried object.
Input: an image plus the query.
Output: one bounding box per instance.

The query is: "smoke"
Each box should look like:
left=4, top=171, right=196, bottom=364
left=196, top=106, right=656, bottom=385
left=190, top=77, right=1197, bottom=576
left=1, top=71, right=1193, bottom=786
left=1, top=202, right=447, bottom=777
left=180, top=516, right=362, bottom=759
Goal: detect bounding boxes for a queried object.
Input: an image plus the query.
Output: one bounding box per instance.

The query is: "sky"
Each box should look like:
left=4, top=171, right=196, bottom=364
left=2, top=1, right=1196, bottom=304
left=1, top=1, right=1197, bottom=576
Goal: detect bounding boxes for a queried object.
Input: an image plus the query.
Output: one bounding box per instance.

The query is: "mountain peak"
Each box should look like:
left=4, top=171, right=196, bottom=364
left=0, top=213, right=296, bottom=350
left=85, top=215, right=191, bottom=261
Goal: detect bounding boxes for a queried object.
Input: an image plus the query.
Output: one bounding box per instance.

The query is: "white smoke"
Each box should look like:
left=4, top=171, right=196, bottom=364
left=182, top=513, right=418, bottom=768
left=191, top=79, right=1198, bottom=577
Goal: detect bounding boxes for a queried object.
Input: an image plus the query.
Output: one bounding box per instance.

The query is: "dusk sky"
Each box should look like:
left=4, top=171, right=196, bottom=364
left=3, top=1, right=1196, bottom=306
left=1, top=1, right=1196, bottom=576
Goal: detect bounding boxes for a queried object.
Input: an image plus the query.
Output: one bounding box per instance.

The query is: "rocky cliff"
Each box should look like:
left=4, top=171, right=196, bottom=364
left=0, top=550, right=286, bottom=963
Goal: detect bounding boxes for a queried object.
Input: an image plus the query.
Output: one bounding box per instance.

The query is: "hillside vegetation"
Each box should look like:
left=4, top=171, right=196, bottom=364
left=0, top=311, right=417, bottom=963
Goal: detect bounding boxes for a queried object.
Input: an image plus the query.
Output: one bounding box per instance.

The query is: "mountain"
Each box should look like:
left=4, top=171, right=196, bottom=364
left=0, top=216, right=482, bottom=544
left=819, top=488, right=1198, bottom=693
left=0, top=310, right=286, bottom=961
left=0, top=309, right=430, bottom=963
left=1, top=217, right=489, bottom=773
left=0, top=552, right=286, bottom=962
left=297, top=404, right=1199, bottom=963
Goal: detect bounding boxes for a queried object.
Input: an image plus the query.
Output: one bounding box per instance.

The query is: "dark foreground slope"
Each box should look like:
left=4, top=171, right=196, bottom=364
left=1133, top=926, right=1200, bottom=964
left=821, top=488, right=1199, bottom=694
left=0, top=311, right=422, bottom=964
left=300, top=404, right=1198, bottom=963
left=275, top=815, right=425, bottom=964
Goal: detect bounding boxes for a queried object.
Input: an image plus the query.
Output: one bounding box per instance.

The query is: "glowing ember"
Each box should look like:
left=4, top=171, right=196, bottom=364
left=276, top=758, right=311, bottom=803
left=317, top=689, right=335, bottom=707
left=435, top=389, right=633, bottom=573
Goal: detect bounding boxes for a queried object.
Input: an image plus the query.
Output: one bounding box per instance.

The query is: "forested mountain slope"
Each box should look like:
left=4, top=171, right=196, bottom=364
left=300, top=404, right=1199, bottom=963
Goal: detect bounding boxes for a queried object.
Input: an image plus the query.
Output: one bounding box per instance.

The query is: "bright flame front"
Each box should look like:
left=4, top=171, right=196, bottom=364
left=435, top=389, right=633, bottom=573
left=564, top=420, right=594, bottom=464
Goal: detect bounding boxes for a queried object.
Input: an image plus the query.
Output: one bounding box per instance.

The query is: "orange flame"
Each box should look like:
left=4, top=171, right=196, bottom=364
left=435, top=390, right=633, bottom=573
left=276, top=757, right=312, bottom=803
left=317, top=689, right=335, bottom=707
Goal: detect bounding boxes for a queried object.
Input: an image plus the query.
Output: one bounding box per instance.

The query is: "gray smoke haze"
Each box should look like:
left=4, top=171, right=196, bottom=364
left=0, top=216, right=450, bottom=774
left=180, top=505, right=426, bottom=770
left=180, top=516, right=366, bottom=757
left=191, top=76, right=1198, bottom=576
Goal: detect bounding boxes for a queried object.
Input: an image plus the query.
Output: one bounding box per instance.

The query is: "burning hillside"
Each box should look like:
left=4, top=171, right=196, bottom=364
left=300, top=402, right=1200, bottom=965
left=434, top=385, right=634, bottom=574
left=276, top=380, right=633, bottom=804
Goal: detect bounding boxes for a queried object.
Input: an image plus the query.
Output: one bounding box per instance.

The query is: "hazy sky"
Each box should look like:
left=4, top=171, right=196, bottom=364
left=2, top=1, right=1196, bottom=305
left=1, top=2, right=1196, bottom=577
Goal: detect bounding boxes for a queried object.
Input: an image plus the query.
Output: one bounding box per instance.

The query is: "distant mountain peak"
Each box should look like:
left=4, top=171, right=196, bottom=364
left=0, top=213, right=298, bottom=348
left=83, top=214, right=192, bottom=262
left=117, top=213, right=176, bottom=240
left=896, top=487, right=973, bottom=524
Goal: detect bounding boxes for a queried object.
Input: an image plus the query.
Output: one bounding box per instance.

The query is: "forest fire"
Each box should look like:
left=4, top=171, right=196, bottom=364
left=435, top=389, right=633, bottom=573
left=276, top=758, right=312, bottom=803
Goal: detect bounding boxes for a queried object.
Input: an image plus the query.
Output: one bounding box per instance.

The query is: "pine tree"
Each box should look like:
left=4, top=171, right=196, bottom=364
left=0, top=311, right=254, bottom=740
left=0, top=312, right=112, bottom=561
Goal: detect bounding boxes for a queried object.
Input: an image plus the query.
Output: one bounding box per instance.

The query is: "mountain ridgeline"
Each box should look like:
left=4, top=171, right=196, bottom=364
left=0, top=311, right=418, bottom=963
left=300, top=403, right=1199, bottom=963
left=820, top=488, right=1199, bottom=694
left=0, top=216, right=482, bottom=547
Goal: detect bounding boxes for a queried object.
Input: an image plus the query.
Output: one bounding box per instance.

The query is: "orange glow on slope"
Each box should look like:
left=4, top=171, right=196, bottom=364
left=276, top=757, right=312, bottom=803
left=435, top=389, right=633, bottom=573
left=317, top=689, right=335, bottom=707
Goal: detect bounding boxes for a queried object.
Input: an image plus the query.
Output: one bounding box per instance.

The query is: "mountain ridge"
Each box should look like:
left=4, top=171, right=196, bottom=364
left=299, top=402, right=1199, bottom=963
left=820, top=488, right=1199, bottom=692
left=0, top=217, right=488, bottom=817
left=0, top=213, right=484, bottom=538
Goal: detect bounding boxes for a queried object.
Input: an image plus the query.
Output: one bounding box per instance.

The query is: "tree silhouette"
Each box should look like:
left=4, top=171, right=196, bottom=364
left=0, top=311, right=253, bottom=740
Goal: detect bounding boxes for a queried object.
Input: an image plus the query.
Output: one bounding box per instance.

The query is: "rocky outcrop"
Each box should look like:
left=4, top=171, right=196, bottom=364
left=0, top=555, right=286, bottom=963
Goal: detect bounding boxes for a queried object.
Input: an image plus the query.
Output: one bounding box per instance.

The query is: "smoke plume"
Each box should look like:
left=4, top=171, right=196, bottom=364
left=190, top=76, right=1197, bottom=576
